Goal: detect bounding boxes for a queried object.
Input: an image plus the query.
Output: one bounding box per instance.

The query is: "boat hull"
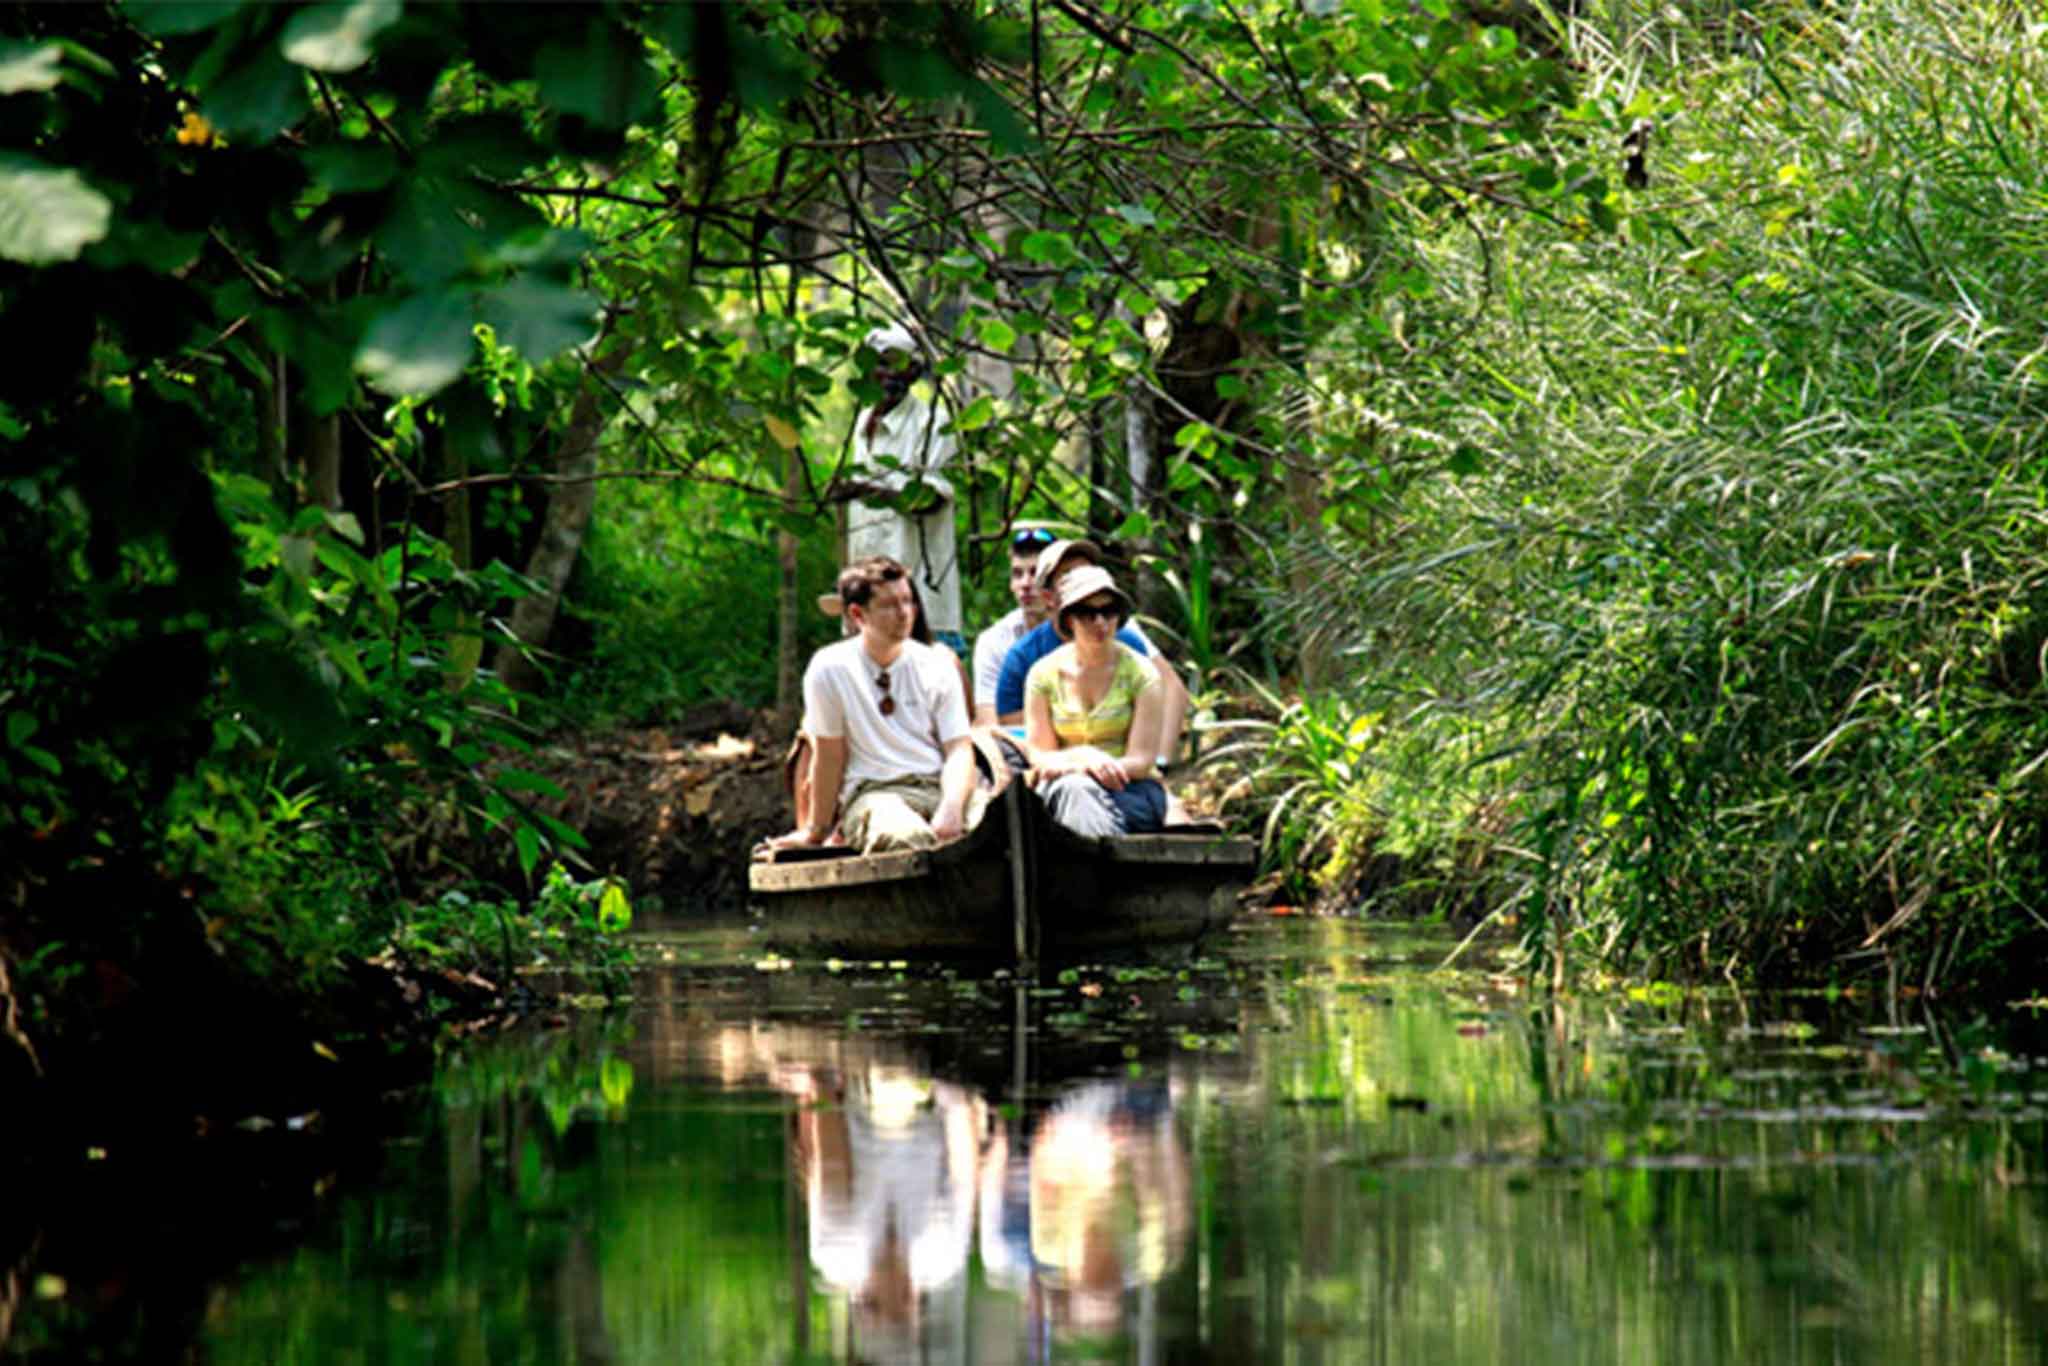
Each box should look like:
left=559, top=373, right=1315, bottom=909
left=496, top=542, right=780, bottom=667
left=748, top=782, right=1255, bottom=962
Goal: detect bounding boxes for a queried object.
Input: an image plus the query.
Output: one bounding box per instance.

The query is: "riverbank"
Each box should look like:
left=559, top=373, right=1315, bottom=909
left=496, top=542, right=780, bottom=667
left=2, top=706, right=799, bottom=1171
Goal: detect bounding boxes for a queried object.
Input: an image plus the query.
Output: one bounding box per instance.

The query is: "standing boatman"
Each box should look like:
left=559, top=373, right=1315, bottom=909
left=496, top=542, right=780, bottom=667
left=837, top=323, right=966, bottom=660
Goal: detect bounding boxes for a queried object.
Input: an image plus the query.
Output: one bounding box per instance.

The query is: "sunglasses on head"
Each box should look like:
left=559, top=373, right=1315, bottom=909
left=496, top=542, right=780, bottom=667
left=1011, top=527, right=1057, bottom=553
left=1066, top=603, right=1122, bottom=624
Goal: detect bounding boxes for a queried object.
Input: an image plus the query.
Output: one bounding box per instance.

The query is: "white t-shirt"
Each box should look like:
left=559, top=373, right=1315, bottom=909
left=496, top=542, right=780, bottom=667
left=804, top=636, right=969, bottom=806
left=848, top=393, right=962, bottom=635
left=971, top=607, right=1031, bottom=709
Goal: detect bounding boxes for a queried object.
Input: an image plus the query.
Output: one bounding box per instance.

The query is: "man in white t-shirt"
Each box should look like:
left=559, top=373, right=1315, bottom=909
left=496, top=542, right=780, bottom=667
left=970, top=526, right=1060, bottom=726
left=762, top=557, right=982, bottom=855
left=841, top=325, right=966, bottom=659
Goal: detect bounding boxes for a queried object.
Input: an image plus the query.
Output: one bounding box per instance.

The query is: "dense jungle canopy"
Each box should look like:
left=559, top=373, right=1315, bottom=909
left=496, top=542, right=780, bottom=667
left=3, top=0, right=2046, bottom=1058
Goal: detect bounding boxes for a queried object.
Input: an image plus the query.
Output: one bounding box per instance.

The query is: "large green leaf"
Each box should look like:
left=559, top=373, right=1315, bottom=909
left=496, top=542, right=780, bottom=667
left=279, top=0, right=401, bottom=72
left=0, top=154, right=110, bottom=264
left=534, top=19, right=657, bottom=127
left=303, top=140, right=399, bottom=193
left=356, top=291, right=475, bottom=397
left=375, top=178, right=480, bottom=286
left=0, top=41, right=63, bottom=94
left=256, top=302, right=364, bottom=415
left=202, top=47, right=310, bottom=139
left=223, top=640, right=347, bottom=762
left=121, top=1, right=243, bottom=38
left=477, top=278, right=599, bottom=366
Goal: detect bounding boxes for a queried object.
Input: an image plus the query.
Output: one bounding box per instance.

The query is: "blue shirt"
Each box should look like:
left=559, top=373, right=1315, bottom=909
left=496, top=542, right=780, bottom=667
left=993, top=621, right=1150, bottom=718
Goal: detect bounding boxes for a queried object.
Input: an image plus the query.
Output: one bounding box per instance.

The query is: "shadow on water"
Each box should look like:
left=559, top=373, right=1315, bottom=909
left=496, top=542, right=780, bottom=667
left=7, top=915, right=2048, bottom=1363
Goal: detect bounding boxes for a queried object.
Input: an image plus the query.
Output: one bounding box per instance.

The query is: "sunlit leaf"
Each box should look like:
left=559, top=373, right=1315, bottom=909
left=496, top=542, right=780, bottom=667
left=0, top=154, right=110, bottom=264
left=979, top=317, right=1017, bottom=354
left=954, top=395, right=995, bottom=431
left=0, top=42, right=63, bottom=94
left=477, top=278, right=600, bottom=366
left=598, top=880, right=632, bottom=934
left=356, top=292, right=475, bottom=397
left=280, top=0, right=400, bottom=72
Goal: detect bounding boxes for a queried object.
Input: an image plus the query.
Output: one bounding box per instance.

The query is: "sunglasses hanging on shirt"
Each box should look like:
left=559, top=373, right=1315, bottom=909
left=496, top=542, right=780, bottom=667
left=875, top=667, right=895, bottom=716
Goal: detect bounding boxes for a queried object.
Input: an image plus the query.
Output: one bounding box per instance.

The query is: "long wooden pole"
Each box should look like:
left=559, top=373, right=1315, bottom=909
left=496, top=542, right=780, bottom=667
left=1005, top=782, right=1033, bottom=971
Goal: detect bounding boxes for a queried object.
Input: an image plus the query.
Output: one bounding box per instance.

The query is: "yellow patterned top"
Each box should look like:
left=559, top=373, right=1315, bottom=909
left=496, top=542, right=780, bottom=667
left=1024, top=646, right=1156, bottom=757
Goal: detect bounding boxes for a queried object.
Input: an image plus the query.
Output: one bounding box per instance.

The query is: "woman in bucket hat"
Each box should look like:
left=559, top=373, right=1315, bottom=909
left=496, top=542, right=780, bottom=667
left=1020, top=564, right=1168, bottom=837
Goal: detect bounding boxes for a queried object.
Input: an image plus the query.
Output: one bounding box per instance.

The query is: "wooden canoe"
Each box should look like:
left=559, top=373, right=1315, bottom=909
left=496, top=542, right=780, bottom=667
left=748, top=781, right=1257, bottom=964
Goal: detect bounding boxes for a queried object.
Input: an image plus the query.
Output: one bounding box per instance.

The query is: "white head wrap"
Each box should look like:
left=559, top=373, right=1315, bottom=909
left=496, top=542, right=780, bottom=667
left=864, top=324, right=919, bottom=358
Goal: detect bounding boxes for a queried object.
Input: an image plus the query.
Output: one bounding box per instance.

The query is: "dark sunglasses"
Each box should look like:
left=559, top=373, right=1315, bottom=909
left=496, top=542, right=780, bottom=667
left=1011, top=527, right=1057, bottom=553
left=875, top=667, right=895, bottom=716
left=1066, top=603, right=1122, bottom=624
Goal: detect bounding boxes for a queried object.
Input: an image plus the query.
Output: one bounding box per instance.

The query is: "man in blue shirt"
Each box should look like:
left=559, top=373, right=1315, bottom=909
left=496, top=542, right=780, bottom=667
left=991, top=539, right=1188, bottom=767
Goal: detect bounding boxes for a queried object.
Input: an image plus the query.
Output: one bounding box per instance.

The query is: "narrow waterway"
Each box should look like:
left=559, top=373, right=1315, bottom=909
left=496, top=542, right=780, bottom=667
left=11, top=917, right=2048, bottom=1363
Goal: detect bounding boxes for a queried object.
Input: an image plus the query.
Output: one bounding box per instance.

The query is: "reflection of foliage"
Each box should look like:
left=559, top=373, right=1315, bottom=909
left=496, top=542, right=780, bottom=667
left=431, top=1013, right=639, bottom=1134
left=1191, top=921, right=2048, bottom=1362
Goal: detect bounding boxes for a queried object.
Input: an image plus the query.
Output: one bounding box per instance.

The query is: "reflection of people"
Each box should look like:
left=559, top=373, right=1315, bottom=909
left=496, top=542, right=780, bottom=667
left=786, top=1064, right=984, bottom=1362
left=761, top=557, right=982, bottom=855
left=1023, top=564, right=1170, bottom=838
left=843, top=324, right=965, bottom=660
left=1025, top=1081, right=1193, bottom=1339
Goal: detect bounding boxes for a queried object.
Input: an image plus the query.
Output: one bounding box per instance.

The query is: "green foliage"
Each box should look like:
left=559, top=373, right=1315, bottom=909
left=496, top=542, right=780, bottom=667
left=0, top=0, right=1016, bottom=1011
left=395, top=867, right=637, bottom=979
left=1208, top=683, right=1513, bottom=913
left=1271, top=0, right=2048, bottom=993
left=557, top=466, right=841, bottom=724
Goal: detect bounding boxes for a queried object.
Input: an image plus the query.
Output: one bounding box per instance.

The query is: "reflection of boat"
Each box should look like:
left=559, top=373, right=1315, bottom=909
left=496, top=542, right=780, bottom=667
left=749, top=781, right=1256, bottom=963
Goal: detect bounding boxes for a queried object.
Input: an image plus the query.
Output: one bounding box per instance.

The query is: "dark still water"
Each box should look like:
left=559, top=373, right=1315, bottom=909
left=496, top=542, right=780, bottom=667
left=13, top=918, right=2048, bottom=1364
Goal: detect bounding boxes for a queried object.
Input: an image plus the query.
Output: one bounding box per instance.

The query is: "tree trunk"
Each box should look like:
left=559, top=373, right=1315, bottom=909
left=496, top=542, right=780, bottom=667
left=305, top=413, right=342, bottom=511
left=492, top=346, right=623, bottom=695
left=776, top=441, right=803, bottom=728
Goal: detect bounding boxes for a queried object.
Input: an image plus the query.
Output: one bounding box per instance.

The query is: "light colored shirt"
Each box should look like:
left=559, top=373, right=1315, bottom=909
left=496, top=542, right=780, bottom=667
left=803, top=637, right=969, bottom=807
left=1025, top=645, right=1158, bottom=757
left=848, top=392, right=961, bottom=635
left=971, top=607, right=1030, bottom=709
